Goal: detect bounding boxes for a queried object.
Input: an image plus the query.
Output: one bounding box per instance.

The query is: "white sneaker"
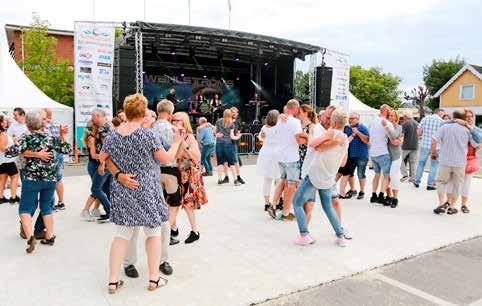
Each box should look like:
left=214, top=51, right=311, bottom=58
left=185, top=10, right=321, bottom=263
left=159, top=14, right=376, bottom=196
left=342, top=227, right=352, bottom=240
left=335, top=237, right=347, bottom=247
left=80, top=210, right=93, bottom=221
left=91, top=208, right=101, bottom=218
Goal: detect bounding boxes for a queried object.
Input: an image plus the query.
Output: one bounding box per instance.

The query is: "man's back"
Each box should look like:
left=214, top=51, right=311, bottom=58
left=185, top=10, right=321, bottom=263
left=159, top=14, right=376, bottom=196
left=368, top=117, right=392, bottom=157
left=420, top=115, right=442, bottom=149
left=276, top=116, right=301, bottom=163
left=435, top=123, right=471, bottom=167
left=402, top=119, right=419, bottom=151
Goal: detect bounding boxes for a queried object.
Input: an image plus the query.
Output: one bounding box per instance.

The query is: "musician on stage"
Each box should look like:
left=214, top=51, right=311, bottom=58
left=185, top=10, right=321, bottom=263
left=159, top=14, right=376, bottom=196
left=166, top=87, right=179, bottom=104
left=209, top=93, right=224, bottom=123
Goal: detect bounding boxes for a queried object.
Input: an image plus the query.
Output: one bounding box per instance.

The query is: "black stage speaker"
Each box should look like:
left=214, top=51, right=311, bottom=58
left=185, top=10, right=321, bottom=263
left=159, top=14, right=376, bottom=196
left=315, top=66, right=333, bottom=108
left=113, top=47, right=136, bottom=112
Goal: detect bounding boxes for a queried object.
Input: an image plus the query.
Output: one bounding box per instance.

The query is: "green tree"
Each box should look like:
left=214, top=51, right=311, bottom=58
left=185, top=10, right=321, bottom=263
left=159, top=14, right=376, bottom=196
left=423, top=57, right=465, bottom=108
left=349, top=65, right=402, bottom=109
left=294, top=70, right=310, bottom=102
left=20, top=15, right=74, bottom=106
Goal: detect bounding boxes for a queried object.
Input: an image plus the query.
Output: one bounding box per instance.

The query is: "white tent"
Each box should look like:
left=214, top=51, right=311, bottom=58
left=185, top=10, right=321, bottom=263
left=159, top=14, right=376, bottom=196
left=0, top=25, right=73, bottom=142
left=348, top=92, right=378, bottom=124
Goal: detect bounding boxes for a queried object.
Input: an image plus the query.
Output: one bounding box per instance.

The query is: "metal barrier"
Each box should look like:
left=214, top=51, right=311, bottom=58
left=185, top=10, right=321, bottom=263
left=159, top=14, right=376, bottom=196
left=253, top=133, right=263, bottom=153
left=238, top=133, right=255, bottom=155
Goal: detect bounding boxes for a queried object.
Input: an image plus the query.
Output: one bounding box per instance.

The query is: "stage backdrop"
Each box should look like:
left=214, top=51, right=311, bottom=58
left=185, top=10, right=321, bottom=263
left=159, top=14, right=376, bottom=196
left=143, top=73, right=242, bottom=109
left=74, top=21, right=116, bottom=148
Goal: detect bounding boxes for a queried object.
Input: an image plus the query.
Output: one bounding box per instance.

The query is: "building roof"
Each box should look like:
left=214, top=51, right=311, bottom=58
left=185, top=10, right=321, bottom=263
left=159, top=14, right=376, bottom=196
left=433, top=64, right=482, bottom=98
left=4, top=24, right=74, bottom=36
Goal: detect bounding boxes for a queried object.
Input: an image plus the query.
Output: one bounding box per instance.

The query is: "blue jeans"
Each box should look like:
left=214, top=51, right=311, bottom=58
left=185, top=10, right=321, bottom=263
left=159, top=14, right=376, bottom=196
left=293, top=176, right=344, bottom=237
left=91, top=169, right=112, bottom=216
left=19, top=180, right=56, bottom=216
left=201, top=143, right=215, bottom=173
left=415, top=147, right=439, bottom=187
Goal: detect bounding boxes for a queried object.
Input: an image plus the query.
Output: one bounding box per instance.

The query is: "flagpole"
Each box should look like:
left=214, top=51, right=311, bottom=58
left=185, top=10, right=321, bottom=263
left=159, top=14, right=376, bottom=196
left=143, top=0, right=146, bottom=20
left=188, top=0, right=191, bottom=25
left=228, top=0, right=231, bottom=29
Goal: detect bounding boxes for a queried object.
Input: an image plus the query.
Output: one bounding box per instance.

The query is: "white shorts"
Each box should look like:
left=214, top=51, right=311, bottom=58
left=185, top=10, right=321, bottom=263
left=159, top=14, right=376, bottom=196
left=115, top=225, right=162, bottom=240
left=389, top=158, right=402, bottom=190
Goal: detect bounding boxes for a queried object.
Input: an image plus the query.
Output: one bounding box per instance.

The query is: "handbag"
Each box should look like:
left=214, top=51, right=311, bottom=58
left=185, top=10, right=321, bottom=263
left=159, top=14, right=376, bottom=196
left=465, top=158, right=479, bottom=175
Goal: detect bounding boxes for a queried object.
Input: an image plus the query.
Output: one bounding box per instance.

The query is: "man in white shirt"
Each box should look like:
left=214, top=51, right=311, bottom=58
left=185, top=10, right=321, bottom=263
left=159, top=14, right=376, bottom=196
left=268, top=99, right=302, bottom=221
left=7, top=107, right=28, bottom=142
left=368, top=104, right=393, bottom=204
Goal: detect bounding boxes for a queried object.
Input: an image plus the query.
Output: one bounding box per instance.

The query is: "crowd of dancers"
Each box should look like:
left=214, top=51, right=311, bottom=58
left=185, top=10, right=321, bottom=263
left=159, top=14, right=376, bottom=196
left=0, top=94, right=481, bottom=293
left=255, top=100, right=482, bottom=246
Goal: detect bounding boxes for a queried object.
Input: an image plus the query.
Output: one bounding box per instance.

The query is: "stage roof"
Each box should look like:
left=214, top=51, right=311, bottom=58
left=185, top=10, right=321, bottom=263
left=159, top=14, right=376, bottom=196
left=127, top=21, right=320, bottom=62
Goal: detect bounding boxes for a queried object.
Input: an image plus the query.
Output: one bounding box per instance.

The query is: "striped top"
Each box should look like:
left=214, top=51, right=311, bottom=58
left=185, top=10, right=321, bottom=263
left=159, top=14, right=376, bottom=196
left=419, top=115, right=443, bottom=149
left=434, top=124, right=471, bottom=167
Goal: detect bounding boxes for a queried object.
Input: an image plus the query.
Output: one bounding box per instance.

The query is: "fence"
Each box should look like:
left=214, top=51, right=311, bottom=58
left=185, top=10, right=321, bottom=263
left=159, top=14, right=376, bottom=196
left=238, top=133, right=261, bottom=155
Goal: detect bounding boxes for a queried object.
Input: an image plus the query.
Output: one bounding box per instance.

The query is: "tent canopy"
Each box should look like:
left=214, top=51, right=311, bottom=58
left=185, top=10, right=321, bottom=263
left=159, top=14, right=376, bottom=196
left=0, top=25, right=73, bottom=137
left=347, top=92, right=378, bottom=124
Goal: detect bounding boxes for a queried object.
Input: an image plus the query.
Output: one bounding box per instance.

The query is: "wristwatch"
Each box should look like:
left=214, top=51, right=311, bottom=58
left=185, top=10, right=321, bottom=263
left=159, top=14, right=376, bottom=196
left=114, top=171, right=122, bottom=180
left=184, top=146, right=190, bottom=151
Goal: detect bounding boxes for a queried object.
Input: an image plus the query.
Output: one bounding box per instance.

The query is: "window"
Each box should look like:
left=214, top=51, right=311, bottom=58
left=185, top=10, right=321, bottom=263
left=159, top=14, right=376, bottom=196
left=460, top=84, right=475, bottom=100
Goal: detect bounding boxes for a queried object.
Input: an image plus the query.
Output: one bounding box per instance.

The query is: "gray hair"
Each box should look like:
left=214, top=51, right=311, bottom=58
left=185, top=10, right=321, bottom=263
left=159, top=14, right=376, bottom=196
left=26, top=111, right=43, bottom=131
left=349, top=112, right=360, bottom=119
left=404, top=111, right=413, bottom=119
left=198, top=117, right=207, bottom=125
left=92, top=109, right=106, bottom=117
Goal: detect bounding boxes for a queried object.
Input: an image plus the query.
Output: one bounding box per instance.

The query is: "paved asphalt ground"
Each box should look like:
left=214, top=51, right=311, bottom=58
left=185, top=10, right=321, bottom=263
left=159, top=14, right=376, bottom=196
left=62, top=157, right=482, bottom=306
left=258, top=236, right=482, bottom=306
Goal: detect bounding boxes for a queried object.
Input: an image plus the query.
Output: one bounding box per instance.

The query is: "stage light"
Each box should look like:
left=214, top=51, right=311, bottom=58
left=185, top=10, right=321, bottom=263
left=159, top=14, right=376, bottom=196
left=235, top=55, right=240, bottom=62
left=236, top=77, right=240, bottom=81
left=264, top=62, right=268, bottom=66
left=203, top=75, right=207, bottom=78
left=170, top=48, right=176, bottom=55
left=181, top=73, right=185, bottom=77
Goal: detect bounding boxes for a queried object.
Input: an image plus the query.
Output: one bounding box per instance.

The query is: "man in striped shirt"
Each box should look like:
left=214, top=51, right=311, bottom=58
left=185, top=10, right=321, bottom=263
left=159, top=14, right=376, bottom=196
left=432, top=109, right=471, bottom=215
left=414, top=108, right=445, bottom=190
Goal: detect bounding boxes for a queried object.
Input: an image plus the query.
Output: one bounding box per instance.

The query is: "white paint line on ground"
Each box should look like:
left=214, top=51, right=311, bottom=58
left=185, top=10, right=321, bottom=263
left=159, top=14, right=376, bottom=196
left=371, top=272, right=456, bottom=306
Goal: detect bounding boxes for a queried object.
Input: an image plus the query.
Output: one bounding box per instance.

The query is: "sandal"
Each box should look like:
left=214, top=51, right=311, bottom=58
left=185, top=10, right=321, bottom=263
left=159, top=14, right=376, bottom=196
left=447, top=207, right=458, bottom=215
left=108, top=280, right=124, bottom=294
left=40, top=235, right=56, bottom=246
left=148, top=276, right=168, bottom=291
left=26, top=236, right=36, bottom=254
left=461, top=205, right=470, bottom=214
left=433, top=202, right=449, bottom=215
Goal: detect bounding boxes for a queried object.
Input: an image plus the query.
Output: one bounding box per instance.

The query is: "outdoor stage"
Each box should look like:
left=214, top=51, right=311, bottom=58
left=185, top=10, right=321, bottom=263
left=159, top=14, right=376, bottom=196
left=1, top=166, right=482, bottom=306
left=113, top=22, right=320, bottom=124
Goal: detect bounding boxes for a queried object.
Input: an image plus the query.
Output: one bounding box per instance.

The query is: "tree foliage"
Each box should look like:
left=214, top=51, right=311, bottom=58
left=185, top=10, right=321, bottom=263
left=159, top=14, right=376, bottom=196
left=423, top=57, right=465, bottom=108
left=294, top=70, right=310, bottom=102
left=349, top=65, right=402, bottom=109
left=20, top=15, right=74, bottom=107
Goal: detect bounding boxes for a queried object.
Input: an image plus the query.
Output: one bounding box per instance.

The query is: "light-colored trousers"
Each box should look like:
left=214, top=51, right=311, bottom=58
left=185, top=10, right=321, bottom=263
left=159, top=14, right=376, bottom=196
left=124, top=221, right=170, bottom=266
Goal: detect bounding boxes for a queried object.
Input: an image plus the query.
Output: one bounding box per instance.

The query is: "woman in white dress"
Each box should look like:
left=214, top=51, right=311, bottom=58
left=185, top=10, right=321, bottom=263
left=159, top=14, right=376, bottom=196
left=256, top=110, right=280, bottom=211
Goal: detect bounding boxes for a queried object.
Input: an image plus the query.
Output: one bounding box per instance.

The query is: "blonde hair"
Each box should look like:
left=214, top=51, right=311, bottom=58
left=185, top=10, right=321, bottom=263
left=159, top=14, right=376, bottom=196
left=173, top=112, right=193, bottom=134
left=156, top=99, right=174, bottom=115
left=124, top=93, right=148, bottom=120
left=390, top=110, right=400, bottom=124
left=300, top=104, right=317, bottom=124
left=331, top=109, right=348, bottom=128
left=286, top=99, right=300, bottom=110
left=222, top=109, right=233, bottom=128
left=265, top=109, right=279, bottom=127
left=380, top=104, right=391, bottom=113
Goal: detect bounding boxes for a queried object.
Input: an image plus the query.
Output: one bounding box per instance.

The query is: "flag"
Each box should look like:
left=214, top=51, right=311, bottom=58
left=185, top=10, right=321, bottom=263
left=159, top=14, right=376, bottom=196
left=228, top=0, right=231, bottom=11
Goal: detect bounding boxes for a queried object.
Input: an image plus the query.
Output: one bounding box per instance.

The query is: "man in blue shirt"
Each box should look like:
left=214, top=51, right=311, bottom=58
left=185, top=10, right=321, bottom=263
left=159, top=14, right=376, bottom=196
left=338, top=112, right=370, bottom=199
left=197, top=117, right=216, bottom=176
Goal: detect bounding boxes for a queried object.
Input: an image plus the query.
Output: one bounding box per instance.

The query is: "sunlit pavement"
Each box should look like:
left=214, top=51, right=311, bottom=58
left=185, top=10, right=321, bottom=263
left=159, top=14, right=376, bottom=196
left=1, top=165, right=481, bottom=306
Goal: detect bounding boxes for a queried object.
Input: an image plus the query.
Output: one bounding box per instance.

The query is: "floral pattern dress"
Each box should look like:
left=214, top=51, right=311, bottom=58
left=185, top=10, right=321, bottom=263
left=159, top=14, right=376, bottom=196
left=6, top=131, right=71, bottom=181
left=177, top=136, right=208, bottom=209
left=101, top=128, right=169, bottom=227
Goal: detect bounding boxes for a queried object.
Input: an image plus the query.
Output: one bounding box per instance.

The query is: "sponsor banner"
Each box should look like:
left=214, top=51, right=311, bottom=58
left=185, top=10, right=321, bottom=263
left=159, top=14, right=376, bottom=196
left=74, top=22, right=115, bottom=147
left=324, top=50, right=350, bottom=111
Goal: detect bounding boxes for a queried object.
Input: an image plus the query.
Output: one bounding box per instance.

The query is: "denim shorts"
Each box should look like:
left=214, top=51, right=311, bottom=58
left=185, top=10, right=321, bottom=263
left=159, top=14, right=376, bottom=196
left=19, top=180, right=56, bottom=216
left=216, top=142, right=237, bottom=166
left=54, top=154, right=64, bottom=182
left=279, top=161, right=301, bottom=184
left=371, top=154, right=391, bottom=175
